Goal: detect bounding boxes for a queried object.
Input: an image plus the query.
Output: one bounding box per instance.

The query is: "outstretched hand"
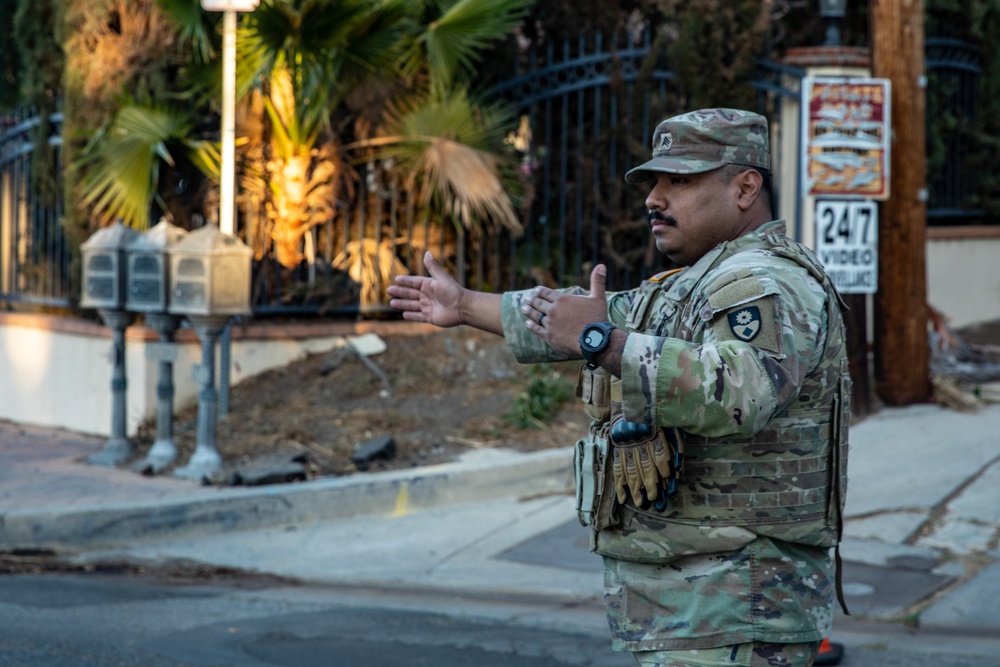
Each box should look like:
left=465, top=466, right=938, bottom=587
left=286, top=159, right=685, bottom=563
left=520, top=264, right=609, bottom=356
left=388, top=252, right=464, bottom=328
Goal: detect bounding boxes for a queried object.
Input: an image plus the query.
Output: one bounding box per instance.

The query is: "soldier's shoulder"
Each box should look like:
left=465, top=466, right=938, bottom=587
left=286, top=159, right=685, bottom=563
left=709, top=249, right=820, bottom=289
left=699, top=251, right=826, bottom=314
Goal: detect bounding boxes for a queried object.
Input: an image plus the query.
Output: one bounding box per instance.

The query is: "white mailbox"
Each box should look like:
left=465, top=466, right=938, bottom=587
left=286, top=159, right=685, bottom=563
left=126, top=219, right=189, bottom=313
left=167, top=224, right=252, bottom=317
left=80, top=222, right=140, bottom=310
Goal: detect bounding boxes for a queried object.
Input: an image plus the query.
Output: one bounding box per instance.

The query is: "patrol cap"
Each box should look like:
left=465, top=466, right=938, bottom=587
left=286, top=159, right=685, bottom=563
left=625, top=108, right=770, bottom=183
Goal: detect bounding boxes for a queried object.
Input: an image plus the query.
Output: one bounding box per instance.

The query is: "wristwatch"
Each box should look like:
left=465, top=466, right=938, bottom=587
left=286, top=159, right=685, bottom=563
left=579, top=321, right=616, bottom=368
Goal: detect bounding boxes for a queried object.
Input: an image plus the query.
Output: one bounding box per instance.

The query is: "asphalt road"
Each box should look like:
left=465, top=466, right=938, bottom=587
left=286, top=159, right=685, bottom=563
left=1, top=572, right=999, bottom=667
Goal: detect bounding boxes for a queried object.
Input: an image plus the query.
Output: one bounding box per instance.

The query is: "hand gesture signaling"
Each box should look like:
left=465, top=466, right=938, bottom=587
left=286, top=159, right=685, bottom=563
left=388, top=252, right=464, bottom=328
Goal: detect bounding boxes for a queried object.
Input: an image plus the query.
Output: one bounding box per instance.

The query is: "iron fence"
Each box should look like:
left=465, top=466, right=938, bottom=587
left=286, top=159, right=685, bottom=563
left=0, top=110, right=72, bottom=308
left=0, top=36, right=987, bottom=315
left=925, top=37, right=983, bottom=226
left=491, top=29, right=679, bottom=293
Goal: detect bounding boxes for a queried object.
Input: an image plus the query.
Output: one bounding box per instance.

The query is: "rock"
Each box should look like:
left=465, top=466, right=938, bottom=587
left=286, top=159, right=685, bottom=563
left=352, top=435, right=396, bottom=471
left=229, top=453, right=309, bottom=486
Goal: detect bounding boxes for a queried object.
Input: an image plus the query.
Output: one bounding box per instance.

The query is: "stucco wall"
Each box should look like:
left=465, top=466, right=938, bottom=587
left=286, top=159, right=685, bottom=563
left=0, top=314, right=426, bottom=438
left=927, top=230, right=1000, bottom=328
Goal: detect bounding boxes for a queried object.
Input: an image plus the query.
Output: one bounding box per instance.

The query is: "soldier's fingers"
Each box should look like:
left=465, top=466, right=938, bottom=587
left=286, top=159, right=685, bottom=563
left=401, top=310, right=428, bottom=323
left=521, top=300, right=547, bottom=322
left=386, top=290, right=417, bottom=305
left=392, top=275, right=428, bottom=289
left=533, top=286, right=559, bottom=302
left=389, top=297, right=419, bottom=312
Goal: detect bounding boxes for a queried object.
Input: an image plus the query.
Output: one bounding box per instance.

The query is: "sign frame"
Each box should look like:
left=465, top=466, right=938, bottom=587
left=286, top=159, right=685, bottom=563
left=801, top=76, right=892, bottom=200
left=814, top=198, right=879, bottom=295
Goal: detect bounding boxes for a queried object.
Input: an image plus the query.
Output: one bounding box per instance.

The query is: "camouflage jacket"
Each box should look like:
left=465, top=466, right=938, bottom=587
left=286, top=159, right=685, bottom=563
left=501, top=220, right=849, bottom=649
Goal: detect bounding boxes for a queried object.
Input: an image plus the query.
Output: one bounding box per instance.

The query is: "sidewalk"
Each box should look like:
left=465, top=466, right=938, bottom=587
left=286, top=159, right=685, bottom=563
left=2, top=403, right=1000, bottom=635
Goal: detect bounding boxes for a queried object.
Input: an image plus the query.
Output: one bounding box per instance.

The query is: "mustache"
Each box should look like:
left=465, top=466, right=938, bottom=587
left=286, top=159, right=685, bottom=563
left=648, top=211, right=677, bottom=227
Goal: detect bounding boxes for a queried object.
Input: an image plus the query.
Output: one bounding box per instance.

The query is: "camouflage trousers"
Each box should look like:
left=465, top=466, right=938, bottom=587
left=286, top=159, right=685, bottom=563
left=630, top=641, right=822, bottom=667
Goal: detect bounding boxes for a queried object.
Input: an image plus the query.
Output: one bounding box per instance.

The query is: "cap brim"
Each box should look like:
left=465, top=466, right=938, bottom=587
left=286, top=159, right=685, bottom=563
left=624, top=157, right=726, bottom=183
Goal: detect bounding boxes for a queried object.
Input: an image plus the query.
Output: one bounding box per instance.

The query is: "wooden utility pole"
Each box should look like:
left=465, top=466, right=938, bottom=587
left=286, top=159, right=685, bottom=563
left=871, top=0, right=930, bottom=404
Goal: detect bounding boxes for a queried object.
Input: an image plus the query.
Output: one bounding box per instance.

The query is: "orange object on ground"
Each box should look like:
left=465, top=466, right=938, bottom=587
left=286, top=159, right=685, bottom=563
left=814, top=638, right=844, bottom=666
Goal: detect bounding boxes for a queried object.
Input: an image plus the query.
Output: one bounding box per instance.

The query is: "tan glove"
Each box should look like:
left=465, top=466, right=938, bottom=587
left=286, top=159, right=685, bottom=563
left=610, top=418, right=682, bottom=507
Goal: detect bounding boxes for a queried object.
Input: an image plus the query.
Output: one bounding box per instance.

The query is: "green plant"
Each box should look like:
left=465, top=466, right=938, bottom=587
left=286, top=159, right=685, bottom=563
left=503, top=364, right=572, bottom=429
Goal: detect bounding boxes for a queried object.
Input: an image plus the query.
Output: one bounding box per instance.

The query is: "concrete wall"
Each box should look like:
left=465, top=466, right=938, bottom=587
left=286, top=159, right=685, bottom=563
left=0, top=313, right=426, bottom=438
left=927, top=229, right=1000, bottom=328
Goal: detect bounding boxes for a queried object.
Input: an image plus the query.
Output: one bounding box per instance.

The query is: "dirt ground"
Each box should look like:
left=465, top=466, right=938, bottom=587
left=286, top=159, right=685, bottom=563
left=133, top=327, right=588, bottom=484
left=130, top=316, right=1000, bottom=485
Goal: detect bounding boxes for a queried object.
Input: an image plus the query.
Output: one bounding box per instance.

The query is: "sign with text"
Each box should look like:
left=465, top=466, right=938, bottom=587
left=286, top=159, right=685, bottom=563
left=815, top=199, right=879, bottom=294
left=802, top=77, right=891, bottom=200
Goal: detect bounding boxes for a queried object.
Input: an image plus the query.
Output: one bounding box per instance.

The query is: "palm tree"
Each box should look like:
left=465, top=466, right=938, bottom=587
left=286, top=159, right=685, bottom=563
left=233, top=0, right=407, bottom=269
left=238, top=0, right=529, bottom=272
left=75, top=0, right=531, bottom=306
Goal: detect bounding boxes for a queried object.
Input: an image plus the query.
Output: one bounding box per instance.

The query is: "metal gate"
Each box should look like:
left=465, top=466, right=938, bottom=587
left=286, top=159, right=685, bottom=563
left=925, top=36, right=983, bottom=226
left=0, top=110, right=72, bottom=308
left=490, top=30, right=678, bottom=292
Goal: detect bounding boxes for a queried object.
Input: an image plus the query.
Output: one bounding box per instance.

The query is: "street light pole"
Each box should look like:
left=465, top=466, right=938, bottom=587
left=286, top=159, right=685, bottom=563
left=200, top=0, right=259, bottom=234
left=220, top=9, right=236, bottom=235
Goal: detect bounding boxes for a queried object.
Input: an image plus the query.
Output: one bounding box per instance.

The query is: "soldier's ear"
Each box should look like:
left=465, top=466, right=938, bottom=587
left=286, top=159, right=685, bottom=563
left=735, top=169, right=763, bottom=211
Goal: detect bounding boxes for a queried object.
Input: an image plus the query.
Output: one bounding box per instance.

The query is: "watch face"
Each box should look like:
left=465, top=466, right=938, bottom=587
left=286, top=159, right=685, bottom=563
left=584, top=328, right=607, bottom=349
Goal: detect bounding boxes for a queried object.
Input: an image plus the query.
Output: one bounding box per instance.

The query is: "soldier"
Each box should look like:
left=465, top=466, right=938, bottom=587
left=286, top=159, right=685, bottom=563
left=388, top=108, right=850, bottom=667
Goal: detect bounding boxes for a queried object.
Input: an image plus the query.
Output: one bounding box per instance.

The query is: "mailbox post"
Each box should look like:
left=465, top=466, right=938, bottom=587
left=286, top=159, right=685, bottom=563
left=80, top=221, right=140, bottom=466
left=126, top=219, right=189, bottom=473
left=168, top=223, right=252, bottom=480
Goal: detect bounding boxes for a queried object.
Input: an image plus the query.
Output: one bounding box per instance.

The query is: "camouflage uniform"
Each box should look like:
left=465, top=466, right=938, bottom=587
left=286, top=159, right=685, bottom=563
left=499, top=110, right=850, bottom=664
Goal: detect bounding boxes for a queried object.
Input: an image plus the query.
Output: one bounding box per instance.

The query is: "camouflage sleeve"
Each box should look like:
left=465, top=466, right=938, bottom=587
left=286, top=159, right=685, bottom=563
left=501, top=288, right=578, bottom=363
left=501, top=287, right=634, bottom=363
left=618, top=256, right=828, bottom=438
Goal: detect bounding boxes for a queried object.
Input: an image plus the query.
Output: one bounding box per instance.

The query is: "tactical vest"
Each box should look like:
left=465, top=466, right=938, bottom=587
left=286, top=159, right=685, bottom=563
left=580, top=231, right=851, bottom=565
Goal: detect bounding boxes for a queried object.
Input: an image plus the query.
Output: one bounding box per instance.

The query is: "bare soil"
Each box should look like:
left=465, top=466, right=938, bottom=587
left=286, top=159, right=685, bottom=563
left=129, top=317, right=1000, bottom=485
left=133, top=327, right=587, bottom=483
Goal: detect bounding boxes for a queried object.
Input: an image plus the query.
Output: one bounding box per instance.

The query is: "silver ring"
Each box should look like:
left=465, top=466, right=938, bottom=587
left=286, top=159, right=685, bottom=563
left=538, top=312, right=546, bottom=326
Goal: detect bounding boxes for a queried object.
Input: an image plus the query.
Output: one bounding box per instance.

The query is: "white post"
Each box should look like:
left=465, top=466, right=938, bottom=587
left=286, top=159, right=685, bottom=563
left=220, top=9, right=237, bottom=235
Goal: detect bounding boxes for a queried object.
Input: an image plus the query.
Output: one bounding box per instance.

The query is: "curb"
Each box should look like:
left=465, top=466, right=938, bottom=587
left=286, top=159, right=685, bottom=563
left=0, top=448, right=575, bottom=550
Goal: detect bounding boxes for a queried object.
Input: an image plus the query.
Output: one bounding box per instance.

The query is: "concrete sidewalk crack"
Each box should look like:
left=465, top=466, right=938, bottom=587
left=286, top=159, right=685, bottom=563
left=903, top=452, right=1000, bottom=546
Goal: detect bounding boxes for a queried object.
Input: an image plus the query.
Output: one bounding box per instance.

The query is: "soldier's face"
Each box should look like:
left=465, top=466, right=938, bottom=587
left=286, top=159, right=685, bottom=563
left=644, top=169, right=743, bottom=266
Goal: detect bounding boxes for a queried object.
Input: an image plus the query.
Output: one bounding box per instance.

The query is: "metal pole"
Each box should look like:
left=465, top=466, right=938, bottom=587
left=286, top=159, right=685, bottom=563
left=88, top=309, right=135, bottom=466
left=220, top=10, right=237, bottom=235
left=174, top=316, right=229, bottom=481
left=136, top=313, right=181, bottom=474
left=219, top=320, right=231, bottom=417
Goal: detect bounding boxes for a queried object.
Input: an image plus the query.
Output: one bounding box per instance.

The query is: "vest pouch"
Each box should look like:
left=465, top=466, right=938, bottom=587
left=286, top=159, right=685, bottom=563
left=574, top=423, right=620, bottom=533
left=576, top=363, right=612, bottom=421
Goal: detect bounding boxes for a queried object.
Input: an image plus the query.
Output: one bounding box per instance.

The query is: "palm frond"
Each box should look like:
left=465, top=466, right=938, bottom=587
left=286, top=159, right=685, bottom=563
left=157, top=0, right=217, bottom=63
left=369, top=90, right=521, bottom=235
left=333, top=238, right=409, bottom=307
left=415, top=0, right=529, bottom=94
left=77, top=105, right=212, bottom=229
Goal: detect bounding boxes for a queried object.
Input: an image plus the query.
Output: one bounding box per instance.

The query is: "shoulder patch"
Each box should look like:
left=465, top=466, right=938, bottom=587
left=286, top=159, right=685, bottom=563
left=711, top=295, right=783, bottom=356
left=727, top=306, right=762, bottom=342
